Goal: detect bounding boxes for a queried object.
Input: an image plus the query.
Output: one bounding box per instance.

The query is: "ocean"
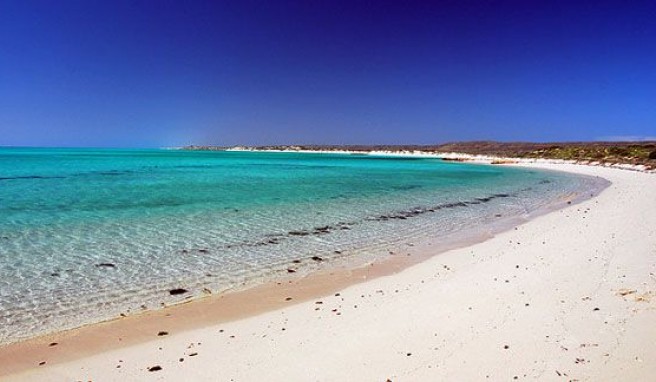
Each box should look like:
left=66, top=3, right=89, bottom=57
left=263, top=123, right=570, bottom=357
left=0, top=148, right=606, bottom=344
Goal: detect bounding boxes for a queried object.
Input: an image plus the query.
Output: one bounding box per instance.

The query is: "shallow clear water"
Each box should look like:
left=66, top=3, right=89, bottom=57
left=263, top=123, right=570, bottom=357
left=0, top=148, right=605, bottom=343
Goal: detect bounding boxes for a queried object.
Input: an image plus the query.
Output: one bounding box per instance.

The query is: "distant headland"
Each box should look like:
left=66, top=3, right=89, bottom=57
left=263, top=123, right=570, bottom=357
left=183, top=141, right=656, bottom=169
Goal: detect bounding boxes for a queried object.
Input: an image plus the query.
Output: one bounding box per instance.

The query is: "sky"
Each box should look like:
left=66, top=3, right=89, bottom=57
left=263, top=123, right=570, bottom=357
left=0, top=1, right=654, bottom=147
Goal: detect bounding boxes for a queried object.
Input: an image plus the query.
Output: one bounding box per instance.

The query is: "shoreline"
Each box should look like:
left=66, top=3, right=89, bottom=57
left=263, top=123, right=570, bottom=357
left=0, top=157, right=599, bottom=348
left=0, top=162, right=599, bottom=375
left=2, top=162, right=655, bottom=381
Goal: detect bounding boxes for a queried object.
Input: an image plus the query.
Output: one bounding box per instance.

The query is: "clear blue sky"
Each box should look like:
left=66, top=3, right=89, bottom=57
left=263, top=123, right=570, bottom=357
left=1, top=1, right=654, bottom=147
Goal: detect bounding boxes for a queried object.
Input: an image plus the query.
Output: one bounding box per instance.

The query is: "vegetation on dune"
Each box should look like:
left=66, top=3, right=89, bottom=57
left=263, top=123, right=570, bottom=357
left=435, top=141, right=656, bottom=168
left=184, top=141, right=656, bottom=169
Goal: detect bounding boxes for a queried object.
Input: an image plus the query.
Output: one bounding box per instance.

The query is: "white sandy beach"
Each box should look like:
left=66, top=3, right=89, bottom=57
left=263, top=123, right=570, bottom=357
left=3, top=163, right=655, bottom=381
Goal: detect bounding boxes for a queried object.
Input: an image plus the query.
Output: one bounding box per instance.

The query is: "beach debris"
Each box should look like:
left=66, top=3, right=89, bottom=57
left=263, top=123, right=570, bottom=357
left=189, top=352, right=198, bottom=357
left=197, top=249, right=209, bottom=253
left=157, top=331, right=169, bottom=336
left=504, top=345, right=510, bottom=349
left=48, top=342, right=58, bottom=347
left=96, top=263, right=116, bottom=268
left=292, top=259, right=302, bottom=263
left=617, top=288, right=637, bottom=297
left=635, top=293, right=652, bottom=302
left=287, top=268, right=296, bottom=273
left=285, top=297, right=292, bottom=301
left=38, top=361, right=46, bottom=366
left=311, top=256, right=324, bottom=262
left=169, top=288, right=188, bottom=295
left=147, top=365, right=162, bottom=372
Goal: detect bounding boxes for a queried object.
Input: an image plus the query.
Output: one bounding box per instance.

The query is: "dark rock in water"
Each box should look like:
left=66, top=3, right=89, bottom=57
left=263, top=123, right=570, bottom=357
left=311, top=256, right=324, bottom=262
left=287, top=268, right=296, bottom=273
left=148, top=365, right=162, bottom=372
left=50, top=272, right=60, bottom=277
left=169, top=288, right=188, bottom=295
left=314, top=226, right=331, bottom=234
left=289, top=230, right=310, bottom=236
left=197, top=249, right=209, bottom=253
left=292, top=259, right=301, bottom=263
left=96, top=263, right=116, bottom=268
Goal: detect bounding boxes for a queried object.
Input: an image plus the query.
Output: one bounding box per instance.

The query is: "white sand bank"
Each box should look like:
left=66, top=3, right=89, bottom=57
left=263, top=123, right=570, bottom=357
left=5, top=163, right=655, bottom=381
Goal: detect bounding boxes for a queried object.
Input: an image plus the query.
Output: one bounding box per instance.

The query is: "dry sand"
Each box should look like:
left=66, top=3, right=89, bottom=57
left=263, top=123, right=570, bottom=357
left=2, top=163, right=655, bottom=381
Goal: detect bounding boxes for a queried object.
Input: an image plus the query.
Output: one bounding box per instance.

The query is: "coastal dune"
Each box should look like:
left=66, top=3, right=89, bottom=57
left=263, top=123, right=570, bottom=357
left=3, top=163, right=655, bottom=381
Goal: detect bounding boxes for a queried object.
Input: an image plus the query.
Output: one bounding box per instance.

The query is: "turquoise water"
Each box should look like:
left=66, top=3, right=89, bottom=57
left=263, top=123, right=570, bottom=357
left=0, top=148, right=605, bottom=343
